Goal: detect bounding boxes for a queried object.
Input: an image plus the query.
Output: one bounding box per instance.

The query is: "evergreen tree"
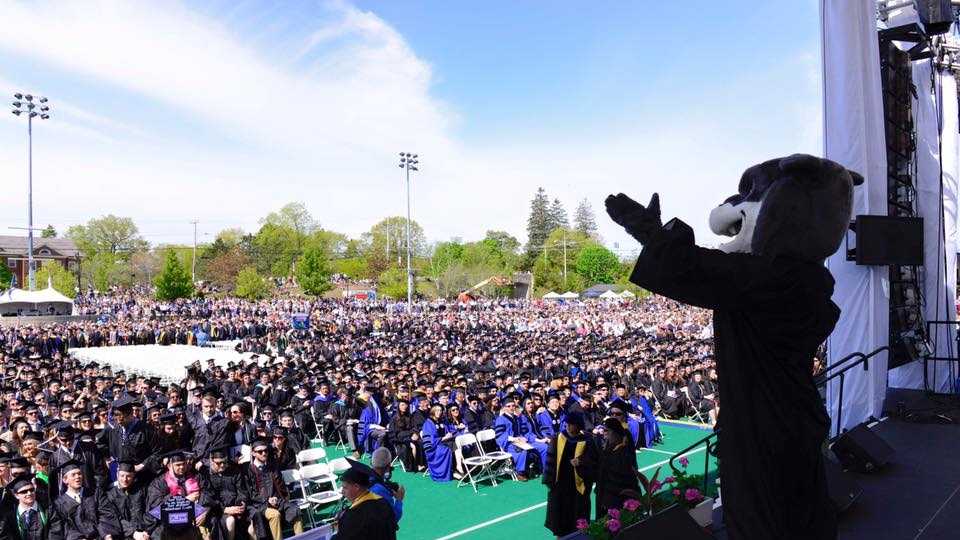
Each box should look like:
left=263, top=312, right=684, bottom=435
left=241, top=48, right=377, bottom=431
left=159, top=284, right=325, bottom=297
left=295, top=245, right=332, bottom=296
left=548, top=198, right=569, bottom=232
left=41, top=225, right=57, bottom=238
left=525, top=187, right=551, bottom=255
left=155, top=250, right=194, bottom=300
left=573, top=198, right=599, bottom=238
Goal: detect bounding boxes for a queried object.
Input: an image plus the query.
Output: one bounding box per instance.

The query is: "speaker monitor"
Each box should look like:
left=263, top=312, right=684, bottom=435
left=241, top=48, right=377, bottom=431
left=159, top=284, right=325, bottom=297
left=616, top=504, right=713, bottom=540
left=831, top=423, right=895, bottom=473
left=917, top=0, right=955, bottom=36
left=854, top=215, right=923, bottom=266
left=823, top=455, right=863, bottom=514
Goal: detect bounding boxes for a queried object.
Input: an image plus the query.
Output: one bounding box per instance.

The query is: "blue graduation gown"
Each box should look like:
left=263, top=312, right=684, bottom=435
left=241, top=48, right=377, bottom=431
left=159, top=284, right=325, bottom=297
left=494, top=414, right=528, bottom=474
left=358, top=401, right=386, bottom=455
left=421, top=419, right=453, bottom=482
left=631, top=396, right=660, bottom=447
left=519, top=414, right=549, bottom=470
left=537, top=410, right=566, bottom=440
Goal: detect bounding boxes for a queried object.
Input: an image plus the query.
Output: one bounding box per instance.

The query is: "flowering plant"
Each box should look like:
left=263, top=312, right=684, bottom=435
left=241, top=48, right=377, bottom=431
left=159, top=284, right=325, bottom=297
left=575, top=468, right=662, bottom=539
left=661, top=456, right=707, bottom=509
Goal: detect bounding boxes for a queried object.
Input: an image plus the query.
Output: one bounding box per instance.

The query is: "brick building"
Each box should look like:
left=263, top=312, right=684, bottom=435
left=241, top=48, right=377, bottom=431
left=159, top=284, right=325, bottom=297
left=0, top=236, right=80, bottom=288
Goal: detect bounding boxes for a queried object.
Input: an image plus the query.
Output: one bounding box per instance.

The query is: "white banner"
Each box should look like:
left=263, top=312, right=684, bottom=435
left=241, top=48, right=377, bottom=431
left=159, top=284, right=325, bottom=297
left=821, top=0, right=890, bottom=433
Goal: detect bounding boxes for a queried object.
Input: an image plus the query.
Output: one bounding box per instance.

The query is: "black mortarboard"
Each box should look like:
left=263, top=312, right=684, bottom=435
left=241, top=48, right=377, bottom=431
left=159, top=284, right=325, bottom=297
left=341, top=458, right=374, bottom=487
left=566, top=412, right=585, bottom=428
left=112, top=395, right=136, bottom=411
left=117, top=460, right=137, bottom=473
left=8, top=457, right=29, bottom=469
left=7, top=474, right=34, bottom=494
left=609, top=398, right=633, bottom=414
left=250, top=437, right=270, bottom=451
left=209, top=445, right=231, bottom=460
left=22, top=431, right=43, bottom=442
left=59, top=460, right=83, bottom=475
left=159, top=413, right=177, bottom=425
left=602, top=417, right=628, bottom=437
left=164, top=450, right=190, bottom=464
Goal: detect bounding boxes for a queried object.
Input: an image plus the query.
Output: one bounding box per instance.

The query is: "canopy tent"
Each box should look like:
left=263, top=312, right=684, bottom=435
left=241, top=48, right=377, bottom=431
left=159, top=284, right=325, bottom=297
left=581, top=284, right=616, bottom=298
left=0, top=285, right=74, bottom=316
left=599, top=289, right=621, bottom=299
left=619, top=290, right=636, bottom=298
left=69, top=344, right=258, bottom=384
left=542, top=291, right=562, bottom=299
left=559, top=291, right=579, bottom=299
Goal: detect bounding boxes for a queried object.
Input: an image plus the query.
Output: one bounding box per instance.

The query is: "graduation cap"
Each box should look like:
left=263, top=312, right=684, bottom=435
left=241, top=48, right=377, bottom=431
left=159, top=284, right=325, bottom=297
left=75, top=411, right=93, bottom=422
left=35, top=448, right=52, bottom=464
left=209, top=445, right=232, bottom=460
left=278, top=408, right=294, bottom=419
left=22, top=431, right=43, bottom=442
left=60, top=460, right=83, bottom=475
left=250, top=437, right=270, bottom=451
left=8, top=456, right=29, bottom=470
left=271, top=427, right=288, bottom=439
left=112, top=395, right=136, bottom=411
left=608, top=398, right=633, bottom=414
left=164, top=449, right=191, bottom=464
left=7, top=474, right=35, bottom=495
left=341, top=458, right=374, bottom=488
left=159, top=413, right=177, bottom=425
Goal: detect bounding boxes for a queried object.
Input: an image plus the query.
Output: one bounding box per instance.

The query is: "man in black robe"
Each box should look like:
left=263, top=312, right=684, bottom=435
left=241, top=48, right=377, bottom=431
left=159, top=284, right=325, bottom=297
left=100, top=461, right=151, bottom=540
left=48, top=460, right=120, bottom=540
left=543, top=412, right=597, bottom=538
left=607, top=154, right=860, bottom=540
left=199, top=447, right=253, bottom=540
left=104, top=396, right=160, bottom=484
left=241, top=438, right=302, bottom=540
left=595, top=418, right=639, bottom=519
left=333, top=461, right=397, bottom=540
left=0, top=475, right=52, bottom=540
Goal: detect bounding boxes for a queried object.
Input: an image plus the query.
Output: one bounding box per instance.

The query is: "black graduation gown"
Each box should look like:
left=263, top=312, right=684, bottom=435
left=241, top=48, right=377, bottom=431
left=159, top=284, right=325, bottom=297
left=0, top=501, right=52, bottom=540
left=199, top=467, right=253, bottom=540
left=334, top=494, right=397, bottom=540
left=629, top=218, right=837, bottom=540
left=595, top=441, right=640, bottom=519
left=241, top=462, right=299, bottom=538
left=543, top=432, right=598, bottom=537
left=386, top=413, right=421, bottom=471
left=48, top=489, right=120, bottom=540
left=101, top=484, right=147, bottom=539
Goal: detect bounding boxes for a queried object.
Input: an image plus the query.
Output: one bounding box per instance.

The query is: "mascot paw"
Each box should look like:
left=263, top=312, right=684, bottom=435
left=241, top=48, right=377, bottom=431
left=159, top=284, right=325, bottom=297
left=605, top=192, right=662, bottom=245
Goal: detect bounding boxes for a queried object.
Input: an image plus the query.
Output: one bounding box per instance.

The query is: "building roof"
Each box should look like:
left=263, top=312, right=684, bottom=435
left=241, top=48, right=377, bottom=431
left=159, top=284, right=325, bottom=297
left=0, top=236, right=79, bottom=257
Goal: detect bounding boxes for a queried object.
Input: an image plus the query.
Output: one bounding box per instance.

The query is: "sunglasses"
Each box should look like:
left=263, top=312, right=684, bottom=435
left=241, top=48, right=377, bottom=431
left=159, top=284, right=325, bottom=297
left=16, top=488, right=35, bottom=495
left=253, top=449, right=267, bottom=454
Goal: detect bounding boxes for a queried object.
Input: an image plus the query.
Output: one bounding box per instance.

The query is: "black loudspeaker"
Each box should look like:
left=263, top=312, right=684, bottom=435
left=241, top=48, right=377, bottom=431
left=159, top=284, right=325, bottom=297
left=854, top=215, right=923, bottom=266
left=823, top=455, right=863, bottom=514
left=917, top=0, right=955, bottom=36
left=617, top=504, right=713, bottom=540
left=831, top=423, right=895, bottom=473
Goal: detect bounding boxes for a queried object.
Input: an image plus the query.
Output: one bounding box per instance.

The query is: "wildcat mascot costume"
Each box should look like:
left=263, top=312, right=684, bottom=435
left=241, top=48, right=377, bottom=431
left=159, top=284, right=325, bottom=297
left=607, top=154, right=863, bottom=540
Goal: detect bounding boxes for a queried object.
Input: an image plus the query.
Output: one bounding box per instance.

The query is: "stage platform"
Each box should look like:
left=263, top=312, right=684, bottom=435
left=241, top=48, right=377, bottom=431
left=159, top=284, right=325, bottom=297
left=836, top=388, right=960, bottom=540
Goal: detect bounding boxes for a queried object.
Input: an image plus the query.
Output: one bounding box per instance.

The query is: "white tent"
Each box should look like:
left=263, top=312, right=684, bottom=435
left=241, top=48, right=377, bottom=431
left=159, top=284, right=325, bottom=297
left=0, top=285, right=74, bottom=316
left=599, top=290, right=621, bottom=299
left=619, top=290, right=636, bottom=298
left=542, top=291, right=561, bottom=299
left=560, top=291, right=579, bottom=299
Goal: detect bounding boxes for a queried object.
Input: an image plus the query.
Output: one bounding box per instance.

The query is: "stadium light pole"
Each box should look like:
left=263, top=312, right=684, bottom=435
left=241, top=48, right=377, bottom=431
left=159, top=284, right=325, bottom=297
left=11, top=93, right=51, bottom=291
left=398, top=152, right=419, bottom=311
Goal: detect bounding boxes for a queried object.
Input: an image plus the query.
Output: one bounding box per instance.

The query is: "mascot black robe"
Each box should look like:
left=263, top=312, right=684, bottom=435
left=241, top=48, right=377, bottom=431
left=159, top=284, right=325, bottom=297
left=630, top=217, right=837, bottom=540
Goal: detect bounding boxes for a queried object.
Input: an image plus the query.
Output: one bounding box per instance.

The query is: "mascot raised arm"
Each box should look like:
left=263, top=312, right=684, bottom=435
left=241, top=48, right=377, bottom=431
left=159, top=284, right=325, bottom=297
left=607, top=154, right=863, bottom=540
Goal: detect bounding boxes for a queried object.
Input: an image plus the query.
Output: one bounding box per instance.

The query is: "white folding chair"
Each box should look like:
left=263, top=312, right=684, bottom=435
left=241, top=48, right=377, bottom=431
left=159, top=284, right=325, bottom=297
left=297, top=446, right=329, bottom=468
left=455, top=433, right=494, bottom=492
left=281, top=468, right=316, bottom=529
left=476, top=428, right=517, bottom=482
left=308, top=405, right=327, bottom=447
left=680, top=387, right=706, bottom=423
left=328, top=457, right=350, bottom=475
left=299, top=462, right=343, bottom=523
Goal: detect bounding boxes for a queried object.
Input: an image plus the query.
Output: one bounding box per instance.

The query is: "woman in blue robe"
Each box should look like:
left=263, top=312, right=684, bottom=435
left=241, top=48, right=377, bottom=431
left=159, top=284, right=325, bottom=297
left=421, top=404, right=453, bottom=482
left=518, top=399, right=549, bottom=473
left=358, top=389, right=388, bottom=456
left=493, top=400, right=530, bottom=478
left=631, top=394, right=661, bottom=446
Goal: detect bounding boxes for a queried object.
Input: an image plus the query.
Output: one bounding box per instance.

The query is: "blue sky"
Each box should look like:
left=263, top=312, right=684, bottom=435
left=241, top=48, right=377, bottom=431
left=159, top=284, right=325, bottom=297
left=0, top=0, right=822, bottom=253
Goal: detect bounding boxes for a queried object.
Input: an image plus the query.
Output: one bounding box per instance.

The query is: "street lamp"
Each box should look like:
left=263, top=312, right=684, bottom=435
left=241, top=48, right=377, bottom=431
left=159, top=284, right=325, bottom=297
left=398, top=152, right=419, bottom=311
left=11, top=93, right=51, bottom=290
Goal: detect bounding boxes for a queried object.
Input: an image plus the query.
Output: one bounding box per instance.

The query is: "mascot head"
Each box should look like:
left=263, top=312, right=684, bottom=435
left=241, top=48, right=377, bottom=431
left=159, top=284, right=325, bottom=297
left=708, top=154, right=864, bottom=262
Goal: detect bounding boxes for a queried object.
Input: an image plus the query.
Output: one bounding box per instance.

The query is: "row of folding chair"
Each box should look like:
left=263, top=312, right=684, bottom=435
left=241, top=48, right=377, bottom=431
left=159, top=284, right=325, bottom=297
left=452, top=428, right=518, bottom=493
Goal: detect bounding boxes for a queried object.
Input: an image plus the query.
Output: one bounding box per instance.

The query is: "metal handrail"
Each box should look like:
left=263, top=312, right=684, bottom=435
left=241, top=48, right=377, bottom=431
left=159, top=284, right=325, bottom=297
left=817, top=346, right=889, bottom=439
left=667, top=428, right=719, bottom=497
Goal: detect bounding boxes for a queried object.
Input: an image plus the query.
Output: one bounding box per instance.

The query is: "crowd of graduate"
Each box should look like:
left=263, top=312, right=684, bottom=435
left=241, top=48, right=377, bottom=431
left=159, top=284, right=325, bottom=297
left=0, top=292, right=721, bottom=539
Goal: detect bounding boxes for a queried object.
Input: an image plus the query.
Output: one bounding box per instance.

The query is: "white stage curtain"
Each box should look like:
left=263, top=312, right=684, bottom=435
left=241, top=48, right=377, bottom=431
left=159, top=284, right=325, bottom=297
left=821, top=0, right=890, bottom=433
left=888, top=59, right=959, bottom=391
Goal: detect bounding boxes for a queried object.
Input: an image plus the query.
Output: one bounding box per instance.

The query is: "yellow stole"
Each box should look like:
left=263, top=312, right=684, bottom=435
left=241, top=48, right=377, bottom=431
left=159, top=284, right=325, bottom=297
left=556, top=432, right=587, bottom=495
left=350, top=490, right=382, bottom=509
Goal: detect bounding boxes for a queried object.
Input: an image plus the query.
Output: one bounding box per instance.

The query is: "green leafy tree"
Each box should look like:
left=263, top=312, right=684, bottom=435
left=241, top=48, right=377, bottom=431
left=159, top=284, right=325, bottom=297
left=66, top=215, right=148, bottom=257
left=333, top=258, right=368, bottom=279
left=201, top=246, right=251, bottom=291
left=378, top=267, right=410, bottom=299
left=532, top=228, right=591, bottom=293
left=0, top=264, right=13, bottom=290
left=525, top=187, right=551, bottom=258
left=362, top=217, right=427, bottom=277
left=295, top=246, right=332, bottom=296
left=251, top=222, right=300, bottom=278
left=35, top=262, right=77, bottom=298
left=574, top=198, right=599, bottom=238
left=235, top=266, right=273, bottom=300
left=574, top=244, right=621, bottom=284
left=82, top=252, right=134, bottom=291
left=41, top=225, right=57, bottom=238
left=155, top=250, right=194, bottom=300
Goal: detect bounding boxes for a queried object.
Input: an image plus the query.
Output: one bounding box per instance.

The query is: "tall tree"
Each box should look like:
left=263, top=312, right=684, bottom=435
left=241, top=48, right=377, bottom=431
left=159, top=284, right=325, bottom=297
left=574, top=244, right=621, bottom=284
left=0, top=263, right=13, bottom=290
left=573, top=198, right=599, bottom=238
left=363, top=216, right=426, bottom=276
left=155, top=250, right=194, bottom=300
left=548, top=198, right=569, bottom=232
left=526, top=187, right=551, bottom=256
left=67, top=215, right=148, bottom=257
left=35, top=262, right=76, bottom=297
left=295, top=245, right=333, bottom=296
left=41, top=225, right=57, bottom=238
left=235, top=266, right=272, bottom=300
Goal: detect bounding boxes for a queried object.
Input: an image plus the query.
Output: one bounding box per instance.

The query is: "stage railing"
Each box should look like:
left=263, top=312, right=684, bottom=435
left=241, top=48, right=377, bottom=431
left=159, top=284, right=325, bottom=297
left=923, top=320, right=960, bottom=393
left=816, top=346, right=889, bottom=439
left=668, top=428, right=719, bottom=497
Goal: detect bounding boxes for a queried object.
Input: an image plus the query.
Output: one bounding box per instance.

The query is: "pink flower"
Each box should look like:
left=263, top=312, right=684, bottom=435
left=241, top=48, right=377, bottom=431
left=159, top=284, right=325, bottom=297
left=685, top=488, right=703, bottom=502
left=672, top=488, right=681, bottom=497
left=607, top=508, right=621, bottom=520
left=576, top=518, right=589, bottom=531
left=679, top=456, right=689, bottom=467
left=649, top=480, right=662, bottom=492
left=623, top=499, right=641, bottom=511
left=607, top=519, right=622, bottom=533
left=664, top=476, right=676, bottom=484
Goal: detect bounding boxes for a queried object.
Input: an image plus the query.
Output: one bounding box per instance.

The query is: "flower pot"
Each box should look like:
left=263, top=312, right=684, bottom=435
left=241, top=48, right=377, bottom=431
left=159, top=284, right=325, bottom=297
left=687, top=497, right=714, bottom=528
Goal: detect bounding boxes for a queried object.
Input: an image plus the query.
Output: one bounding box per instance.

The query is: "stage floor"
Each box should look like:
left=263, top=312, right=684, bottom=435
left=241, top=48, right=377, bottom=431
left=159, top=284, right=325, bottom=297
left=838, top=389, right=960, bottom=540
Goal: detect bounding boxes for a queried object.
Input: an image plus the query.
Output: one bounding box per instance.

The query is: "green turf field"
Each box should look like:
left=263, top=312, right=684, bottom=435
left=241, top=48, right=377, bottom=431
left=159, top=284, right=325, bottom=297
left=317, top=421, right=717, bottom=540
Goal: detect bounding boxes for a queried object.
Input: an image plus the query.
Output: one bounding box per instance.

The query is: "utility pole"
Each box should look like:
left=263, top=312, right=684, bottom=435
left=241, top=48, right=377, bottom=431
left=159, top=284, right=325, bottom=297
left=190, top=220, right=199, bottom=283
left=562, top=229, right=568, bottom=289
left=11, top=93, right=51, bottom=291
left=398, top=152, right=419, bottom=311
